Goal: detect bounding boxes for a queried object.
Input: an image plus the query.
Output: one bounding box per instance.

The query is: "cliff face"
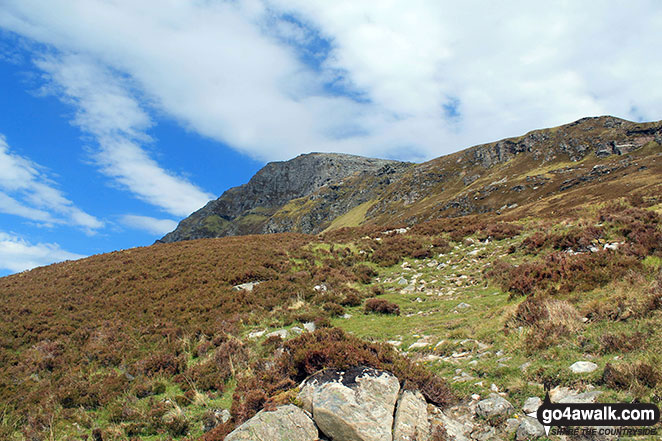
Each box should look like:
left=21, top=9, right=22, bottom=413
left=160, top=116, right=662, bottom=242
left=158, top=153, right=412, bottom=242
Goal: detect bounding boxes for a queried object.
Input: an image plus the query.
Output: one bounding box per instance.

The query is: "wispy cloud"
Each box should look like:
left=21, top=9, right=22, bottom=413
left=120, top=214, right=178, bottom=236
left=33, top=55, right=214, bottom=217
left=0, top=231, right=85, bottom=273
left=1, top=0, right=661, bottom=164
left=0, top=135, right=103, bottom=231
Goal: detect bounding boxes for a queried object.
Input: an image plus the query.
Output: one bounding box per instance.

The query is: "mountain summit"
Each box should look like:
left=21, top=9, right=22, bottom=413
left=160, top=116, right=662, bottom=243
left=158, top=153, right=410, bottom=242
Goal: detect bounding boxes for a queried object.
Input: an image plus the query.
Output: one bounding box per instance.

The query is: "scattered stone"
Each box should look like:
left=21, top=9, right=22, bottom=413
left=248, top=329, right=266, bottom=339
left=303, top=322, right=316, bottom=332
left=490, top=383, right=499, bottom=393
left=455, top=302, right=471, bottom=309
left=397, top=277, right=408, bottom=285
left=431, top=410, right=473, bottom=441
left=505, top=418, right=520, bottom=434
left=290, top=326, right=303, bottom=335
left=569, top=361, right=598, bottom=373
left=551, top=387, right=602, bottom=404
left=386, top=340, right=402, bottom=347
left=519, top=362, right=531, bottom=372
left=471, top=425, right=497, bottom=441
left=314, top=284, right=327, bottom=292
left=522, top=397, right=542, bottom=414
left=408, top=341, right=429, bottom=350
left=476, top=393, right=514, bottom=419
left=604, top=242, right=620, bottom=251
left=233, top=281, right=262, bottom=291
left=341, top=314, right=353, bottom=319
left=464, top=238, right=475, bottom=246
left=224, top=405, right=317, bottom=441
left=393, top=389, right=430, bottom=441
left=515, top=417, right=545, bottom=440
left=266, top=329, right=288, bottom=339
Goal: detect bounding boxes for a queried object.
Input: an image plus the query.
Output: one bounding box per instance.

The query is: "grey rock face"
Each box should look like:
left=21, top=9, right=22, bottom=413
left=475, top=393, right=514, bottom=419
left=224, top=405, right=318, bottom=441
left=159, top=153, right=410, bottom=242
left=298, top=366, right=401, bottom=441
left=393, top=389, right=430, bottom=441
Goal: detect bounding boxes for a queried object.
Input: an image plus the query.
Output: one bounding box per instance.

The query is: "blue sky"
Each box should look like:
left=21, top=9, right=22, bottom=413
left=1, top=0, right=661, bottom=276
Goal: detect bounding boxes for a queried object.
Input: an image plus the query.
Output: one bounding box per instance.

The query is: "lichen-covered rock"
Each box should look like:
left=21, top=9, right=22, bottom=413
left=393, top=389, right=429, bottom=441
left=224, top=405, right=318, bottom=441
left=298, top=366, right=401, bottom=441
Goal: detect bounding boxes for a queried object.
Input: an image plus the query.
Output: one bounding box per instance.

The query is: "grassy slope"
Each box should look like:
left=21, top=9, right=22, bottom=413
left=1, top=196, right=661, bottom=440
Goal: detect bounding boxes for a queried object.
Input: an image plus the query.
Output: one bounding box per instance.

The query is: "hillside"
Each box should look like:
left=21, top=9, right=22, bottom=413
left=161, top=116, right=662, bottom=242
left=0, top=117, right=661, bottom=440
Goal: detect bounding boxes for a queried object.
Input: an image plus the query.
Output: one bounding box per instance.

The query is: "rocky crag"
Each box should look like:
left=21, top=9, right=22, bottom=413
left=159, top=153, right=411, bottom=242
left=160, top=116, right=662, bottom=243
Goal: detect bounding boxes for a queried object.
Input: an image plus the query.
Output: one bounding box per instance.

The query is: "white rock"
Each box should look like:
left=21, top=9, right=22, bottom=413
left=303, top=322, right=316, bottom=332
left=233, top=281, right=262, bottom=291
left=569, top=361, right=598, bottom=373
left=248, top=329, right=266, bottom=339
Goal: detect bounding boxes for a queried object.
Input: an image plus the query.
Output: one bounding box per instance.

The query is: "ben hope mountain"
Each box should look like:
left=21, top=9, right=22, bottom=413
left=160, top=115, right=662, bottom=243
left=1, top=115, right=661, bottom=441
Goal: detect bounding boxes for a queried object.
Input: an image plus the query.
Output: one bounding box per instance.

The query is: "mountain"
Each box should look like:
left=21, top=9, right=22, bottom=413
left=160, top=115, right=662, bottom=243
left=158, top=153, right=411, bottom=242
left=1, top=115, right=661, bottom=440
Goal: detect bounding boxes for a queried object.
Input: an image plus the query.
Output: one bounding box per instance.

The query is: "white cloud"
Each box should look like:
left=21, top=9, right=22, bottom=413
left=34, top=55, right=214, bottom=217
left=0, top=231, right=85, bottom=273
left=0, top=0, right=661, bottom=166
left=0, top=135, right=103, bottom=231
left=120, top=214, right=178, bottom=236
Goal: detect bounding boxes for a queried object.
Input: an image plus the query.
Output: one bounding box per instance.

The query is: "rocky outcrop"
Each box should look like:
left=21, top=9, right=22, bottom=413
left=298, top=366, right=400, bottom=441
left=224, top=405, right=317, bottom=441
left=159, top=153, right=410, bottom=242
left=222, top=366, right=571, bottom=441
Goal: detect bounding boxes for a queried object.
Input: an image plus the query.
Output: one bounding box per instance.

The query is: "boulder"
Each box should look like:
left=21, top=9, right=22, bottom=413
left=298, top=366, right=401, bottom=441
left=224, top=405, right=318, bottom=441
left=393, top=389, right=430, bottom=441
left=475, top=393, right=514, bottom=419
left=515, top=417, right=545, bottom=440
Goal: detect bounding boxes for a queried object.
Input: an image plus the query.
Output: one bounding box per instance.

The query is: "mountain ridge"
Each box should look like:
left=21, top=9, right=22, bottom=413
left=160, top=115, right=662, bottom=243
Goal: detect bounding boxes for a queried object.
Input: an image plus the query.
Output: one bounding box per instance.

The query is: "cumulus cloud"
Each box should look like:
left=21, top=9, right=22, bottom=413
left=120, top=214, right=178, bottom=236
left=0, top=231, right=85, bottom=273
left=0, top=0, right=661, bottom=166
left=0, top=135, right=103, bottom=231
